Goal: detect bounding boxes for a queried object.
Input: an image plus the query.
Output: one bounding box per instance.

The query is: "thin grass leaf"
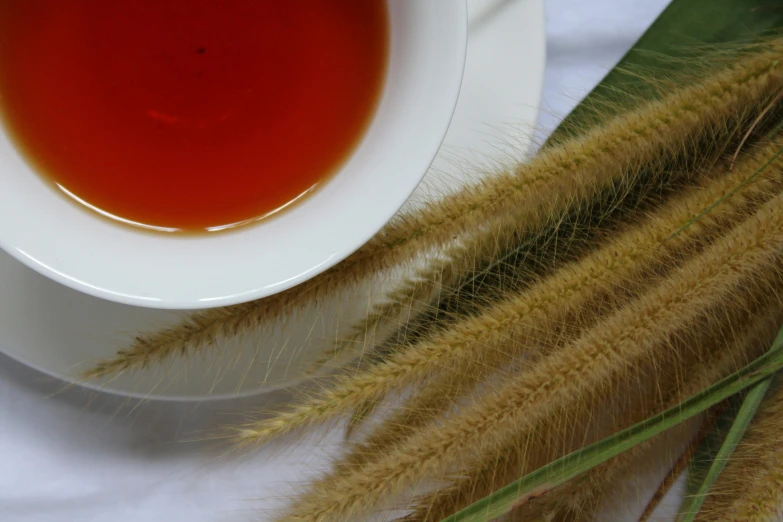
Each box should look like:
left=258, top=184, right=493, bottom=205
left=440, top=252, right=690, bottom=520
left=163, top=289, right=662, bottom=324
left=439, top=324, right=783, bottom=522
left=668, top=145, right=783, bottom=241
left=690, top=377, right=783, bottom=521
left=676, top=332, right=782, bottom=521
left=548, top=0, right=783, bottom=144
left=678, top=396, right=744, bottom=518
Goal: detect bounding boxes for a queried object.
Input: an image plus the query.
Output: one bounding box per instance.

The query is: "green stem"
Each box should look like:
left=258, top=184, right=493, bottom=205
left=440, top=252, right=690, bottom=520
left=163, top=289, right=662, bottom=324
left=676, top=328, right=783, bottom=521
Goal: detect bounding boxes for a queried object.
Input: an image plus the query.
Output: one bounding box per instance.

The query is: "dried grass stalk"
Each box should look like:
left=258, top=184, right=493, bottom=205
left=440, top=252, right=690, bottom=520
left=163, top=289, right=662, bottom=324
left=231, top=137, right=783, bottom=448
left=272, top=193, right=783, bottom=521
left=309, top=44, right=783, bottom=371
left=337, top=138, right=783, bottom=472
left=84, top=42, right=783, bottom=379
left=505, top=308, right=783, bottom=522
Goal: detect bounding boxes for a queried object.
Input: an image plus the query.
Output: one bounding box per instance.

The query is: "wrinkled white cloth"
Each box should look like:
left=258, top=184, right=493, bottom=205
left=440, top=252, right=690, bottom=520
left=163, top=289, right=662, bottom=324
left=0, top=1, right=674, bottom=521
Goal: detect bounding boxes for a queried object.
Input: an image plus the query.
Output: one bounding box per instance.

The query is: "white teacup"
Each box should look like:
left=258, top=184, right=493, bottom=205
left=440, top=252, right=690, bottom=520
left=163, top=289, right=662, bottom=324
left=0, top=1, right=467, bottom=309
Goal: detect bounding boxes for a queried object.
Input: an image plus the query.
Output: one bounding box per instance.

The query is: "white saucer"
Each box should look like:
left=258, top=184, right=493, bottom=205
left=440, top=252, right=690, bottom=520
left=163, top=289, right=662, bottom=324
left=0, top=0, right=545, bottom=400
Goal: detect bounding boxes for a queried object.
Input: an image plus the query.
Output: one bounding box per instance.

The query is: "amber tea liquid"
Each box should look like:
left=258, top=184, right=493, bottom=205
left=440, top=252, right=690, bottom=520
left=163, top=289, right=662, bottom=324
left=0, top=0, right=388, bottom=231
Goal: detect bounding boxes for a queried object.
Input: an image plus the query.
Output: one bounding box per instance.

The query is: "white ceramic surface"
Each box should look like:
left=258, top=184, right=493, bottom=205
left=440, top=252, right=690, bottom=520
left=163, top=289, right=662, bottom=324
left=0, top=1, right=467, bottom=309
left=0, top=0, right=545, bottom=400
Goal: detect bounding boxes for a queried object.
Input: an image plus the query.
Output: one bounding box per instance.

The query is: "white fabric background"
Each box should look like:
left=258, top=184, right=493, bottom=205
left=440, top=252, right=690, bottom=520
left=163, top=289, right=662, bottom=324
left=0, top=1, right=676, bottom=520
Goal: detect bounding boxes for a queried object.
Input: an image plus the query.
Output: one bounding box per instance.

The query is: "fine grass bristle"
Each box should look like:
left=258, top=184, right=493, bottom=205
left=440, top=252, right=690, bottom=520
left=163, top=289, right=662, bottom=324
left=506, top=307, right=783, bottom=522
left=692, top=378, right=783, bottom=521
left=403, top=299, right=783, bottom=522
left=83, top=41, right=783, bottom=379
left=228, top=136, right=783, bottom=450
left=308, top=152, right=686, bottom=375
left=312, top=49, right=783, bottom=372
left=271, top=193, right=783, bottom=522
left=334, top=137, right=783, bottom=467
left=346, top=257, right=783, bottom=522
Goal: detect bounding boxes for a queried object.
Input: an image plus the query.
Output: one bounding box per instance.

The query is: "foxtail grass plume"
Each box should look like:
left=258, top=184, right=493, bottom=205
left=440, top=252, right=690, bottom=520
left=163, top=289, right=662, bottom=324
left=505, top=307, right=783, bottom=522
left=306, top=40, right=783, bottom=373
left=272, top=193, right=783, bottom=522
left=231, top=137, right=783, bottom=450
left=334, top=137, right=783, bottom=472
left=84, top=41, right=783, bottom=379
left=317, top=262, right=783, bottom=522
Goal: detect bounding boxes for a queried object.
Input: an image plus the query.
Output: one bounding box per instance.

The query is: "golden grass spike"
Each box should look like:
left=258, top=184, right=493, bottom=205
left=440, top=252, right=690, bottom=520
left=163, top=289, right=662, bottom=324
left=273, top=193, right=783, bottom=522
left=339, top=140, right=783, bottom=468
left=84, top=42, right=783, bottom=379
left=309, top=160, right=684, bottom=375
left=508, top=308, right=783, bottom=522
left=311, top=44, right=783, bottom=371
left=386, top=279, right=783, bottom=522
left=694, top=380, right=783, bottom=521
left=230, top=137, right=783, bottom=449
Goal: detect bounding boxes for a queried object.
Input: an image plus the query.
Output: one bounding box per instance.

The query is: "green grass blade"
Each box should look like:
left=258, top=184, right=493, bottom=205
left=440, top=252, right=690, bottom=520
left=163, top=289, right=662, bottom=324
left=679, top=395, right=743, bottom=514
left=676, top=328, right=783, bottom=521
left=677, top=376, right=775, bottom=521
left=547, top=0, right=783, bottom=145
left=667, top=145, right=783, bottom=242
left=439, top=324, right=783, bottom=522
